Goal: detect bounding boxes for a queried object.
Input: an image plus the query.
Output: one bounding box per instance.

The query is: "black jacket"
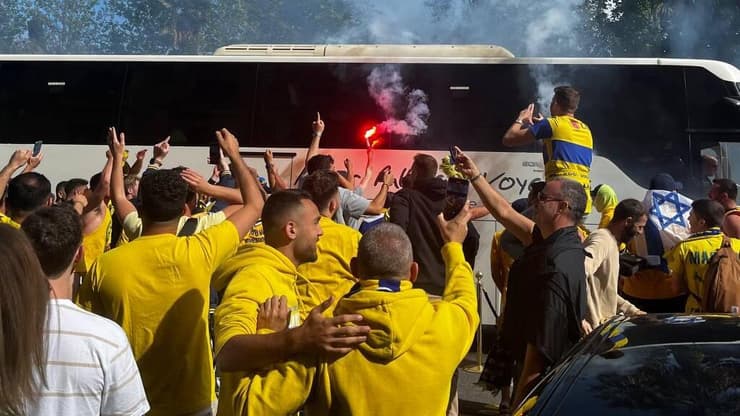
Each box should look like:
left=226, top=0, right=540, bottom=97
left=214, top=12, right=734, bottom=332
left=502, top=226, right=587, bottom=365
left=389, top=177, right=479, bottom=296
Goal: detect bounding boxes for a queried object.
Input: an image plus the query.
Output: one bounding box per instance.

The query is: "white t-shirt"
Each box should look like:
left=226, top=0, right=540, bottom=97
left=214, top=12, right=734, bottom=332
left=28, top=299, right=149, bottom=416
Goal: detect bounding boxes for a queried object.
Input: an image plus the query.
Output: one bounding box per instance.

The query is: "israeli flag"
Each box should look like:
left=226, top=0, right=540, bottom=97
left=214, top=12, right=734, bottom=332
left=632, top=190, right=693, bottom=265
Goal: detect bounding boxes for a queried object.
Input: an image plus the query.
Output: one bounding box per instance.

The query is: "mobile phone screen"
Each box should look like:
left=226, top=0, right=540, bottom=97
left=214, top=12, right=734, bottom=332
left=208, top=144, right=221, bottom=165
left=33, top=140, right=43, bottom=156
left=443, top=177, right=469, bottom=220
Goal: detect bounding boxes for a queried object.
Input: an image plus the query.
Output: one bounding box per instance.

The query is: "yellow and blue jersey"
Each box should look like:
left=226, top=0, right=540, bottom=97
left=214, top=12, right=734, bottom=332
left=530, top=115, right=593, bottom=213
left=665, top=227, right=740, bottom=312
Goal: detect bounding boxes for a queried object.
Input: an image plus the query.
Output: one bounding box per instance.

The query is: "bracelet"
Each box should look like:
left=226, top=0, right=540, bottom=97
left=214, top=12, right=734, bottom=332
left=381, top=183, right=390, bottom=188
left=470, top=173, right=483, bottom=182
left=312, top=132, right=322, bottom=138
left=514, top=119, right=523, bottom=124
left=221, top=170, right=232, bottom=176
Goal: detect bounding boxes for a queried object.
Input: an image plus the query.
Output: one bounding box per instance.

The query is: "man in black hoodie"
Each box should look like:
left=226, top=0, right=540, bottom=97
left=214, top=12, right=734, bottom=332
left=390, top=153, right=480, bottom=297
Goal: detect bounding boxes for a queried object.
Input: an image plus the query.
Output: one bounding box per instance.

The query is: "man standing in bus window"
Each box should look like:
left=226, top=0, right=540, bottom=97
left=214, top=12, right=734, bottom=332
left=502, top=86, right=594, bottom=214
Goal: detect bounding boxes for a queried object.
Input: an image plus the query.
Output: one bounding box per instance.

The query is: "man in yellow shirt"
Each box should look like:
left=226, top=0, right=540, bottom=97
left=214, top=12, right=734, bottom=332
left=78, top=127, right=263, bottom=416
left=666, top=198, right=740, bottom=312
left=240, top=206, right=478, bottom=415
left=298, top=170, right=362, bottom=309
left=213, top=189, right=371, bottom=416
left=0, top=149, right=51, bottom=227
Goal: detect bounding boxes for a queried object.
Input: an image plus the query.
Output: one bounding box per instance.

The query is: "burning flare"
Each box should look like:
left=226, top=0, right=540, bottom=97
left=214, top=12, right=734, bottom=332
left=364, top=126, right=377, bottom=148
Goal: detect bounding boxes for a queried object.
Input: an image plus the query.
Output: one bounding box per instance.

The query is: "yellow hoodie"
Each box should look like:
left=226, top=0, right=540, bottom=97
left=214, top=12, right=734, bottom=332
left=242, top=242, right=479, bottom=416
left=214, top=243, right=322, bottom=416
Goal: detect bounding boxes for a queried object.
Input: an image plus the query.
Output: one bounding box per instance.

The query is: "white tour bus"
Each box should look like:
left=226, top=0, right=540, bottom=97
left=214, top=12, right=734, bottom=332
left=1, top=45, right=739, bottom=325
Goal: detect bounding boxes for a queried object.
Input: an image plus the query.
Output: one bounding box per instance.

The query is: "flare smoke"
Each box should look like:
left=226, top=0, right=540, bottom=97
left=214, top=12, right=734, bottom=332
left=367, top=65, right=430, bottom=138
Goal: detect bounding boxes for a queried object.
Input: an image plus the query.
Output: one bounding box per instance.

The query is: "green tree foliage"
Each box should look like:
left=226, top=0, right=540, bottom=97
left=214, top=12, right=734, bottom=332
left=0, top=0, right=736, bottom=65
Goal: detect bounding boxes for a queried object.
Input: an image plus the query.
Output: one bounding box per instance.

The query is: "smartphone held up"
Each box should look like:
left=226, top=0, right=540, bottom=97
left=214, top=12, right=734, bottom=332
left=33, top=140, right=43, bottom=156
left=208, top=143, right=221, bottom=165
left=443, top=177, right=469, bottom=220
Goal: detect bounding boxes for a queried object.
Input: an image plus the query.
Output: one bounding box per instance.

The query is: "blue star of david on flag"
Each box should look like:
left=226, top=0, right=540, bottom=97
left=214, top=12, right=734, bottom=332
left=649, top=191, right=692, bottom=229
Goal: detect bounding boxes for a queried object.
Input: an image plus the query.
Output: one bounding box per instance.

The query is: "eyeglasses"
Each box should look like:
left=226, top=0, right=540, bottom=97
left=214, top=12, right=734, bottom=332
left=537, top=191, right=572, bottom=209
left=537, top=192, right=564, bottom=203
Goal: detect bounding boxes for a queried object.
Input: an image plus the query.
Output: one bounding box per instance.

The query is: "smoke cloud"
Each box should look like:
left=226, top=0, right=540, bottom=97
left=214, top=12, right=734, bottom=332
left=367, top=65, right=430, bottom=139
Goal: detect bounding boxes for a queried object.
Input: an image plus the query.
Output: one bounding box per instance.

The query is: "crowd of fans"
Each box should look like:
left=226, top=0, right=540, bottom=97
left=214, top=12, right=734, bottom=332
left=1, top=85, right=739, bottom=416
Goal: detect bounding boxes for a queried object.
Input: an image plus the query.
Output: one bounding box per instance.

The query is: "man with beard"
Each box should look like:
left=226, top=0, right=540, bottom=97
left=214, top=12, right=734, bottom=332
left=583, top=199, right=647, bottom=329
left=213, top=190, right=370, bottom=416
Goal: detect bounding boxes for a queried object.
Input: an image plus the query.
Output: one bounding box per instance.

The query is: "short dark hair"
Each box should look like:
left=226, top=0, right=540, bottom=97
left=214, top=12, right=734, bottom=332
left=612, top=199, right=646, bottom=223
left=712, top=178, right=738, bottom=200
left=89, top=172, right=102, bottom=190
left=357, top=223, right=413, bottom=280
left=412, top=153, right=438, bottom=180
left=553, top=86, right=580, bottom=113
left=306, top=154, right=334, bottom=175
left=6, top=173, right=51, bottom=216
left=301, top=170, right=339, bottom=212
left=22, top=205, right=82, bottom=278
left=64, top=178, right=88, bottom=196
left=691, top=199, right=725, bottom=229
left=262, top=190, right=313, bottom=239
left=139, top=169, right=188, bottom=222
left=557, top=178, right=587, bottom=223
left=55, top=181, right=67, bottom=195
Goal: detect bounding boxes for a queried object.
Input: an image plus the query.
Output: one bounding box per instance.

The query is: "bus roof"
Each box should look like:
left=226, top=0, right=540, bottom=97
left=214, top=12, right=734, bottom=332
left=1, top=45, right=738, bottom=83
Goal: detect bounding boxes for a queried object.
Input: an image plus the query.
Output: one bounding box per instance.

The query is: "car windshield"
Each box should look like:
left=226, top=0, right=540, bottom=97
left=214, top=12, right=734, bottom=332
left=554, top=343, right=740, bottom=415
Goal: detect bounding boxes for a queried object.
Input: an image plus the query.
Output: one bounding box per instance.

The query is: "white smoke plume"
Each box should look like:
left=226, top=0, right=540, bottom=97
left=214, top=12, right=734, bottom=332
left=524, top=1, right=584, bottom=116
left=367, top=65, right=430, bottom=138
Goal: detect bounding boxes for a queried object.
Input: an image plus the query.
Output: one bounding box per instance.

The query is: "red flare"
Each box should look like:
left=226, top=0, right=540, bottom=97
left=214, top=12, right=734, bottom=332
left=364, top=126, right=377, bottom=148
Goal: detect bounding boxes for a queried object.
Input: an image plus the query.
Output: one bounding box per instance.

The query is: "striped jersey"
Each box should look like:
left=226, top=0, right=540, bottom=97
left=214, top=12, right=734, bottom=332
left=530, top=115, right=594, bottom=213
left=28, top=299, right=149, bottom=416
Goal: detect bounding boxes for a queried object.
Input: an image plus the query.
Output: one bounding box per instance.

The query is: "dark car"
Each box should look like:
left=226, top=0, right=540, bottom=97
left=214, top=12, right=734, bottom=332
left=515, top=314, right=740, bottom=416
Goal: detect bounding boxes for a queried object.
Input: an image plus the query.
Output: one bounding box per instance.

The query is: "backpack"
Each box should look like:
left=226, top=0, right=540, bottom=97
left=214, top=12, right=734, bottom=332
left=701, top=236, right=740, bottom=312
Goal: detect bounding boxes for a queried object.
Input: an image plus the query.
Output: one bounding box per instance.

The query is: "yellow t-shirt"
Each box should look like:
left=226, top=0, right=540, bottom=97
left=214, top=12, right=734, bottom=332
left=74, top=205, right=112, bottom=274
left=297, top=216, right=361, bottom=310
left=0, top=212, right=20, bottom=228
left=214, top=243, right=323, bottom=416
left=665, top=228, right=740, bottom=312
left=77, top=221, right=240, bottom=416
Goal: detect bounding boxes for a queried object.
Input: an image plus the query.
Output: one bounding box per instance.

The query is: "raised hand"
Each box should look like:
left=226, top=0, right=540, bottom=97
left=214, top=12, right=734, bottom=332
left=256, top=296, right=290, bottom=332
left=453, top=146, right=480, bottom=180
left=312, top=112, right=325, bottom=136
left=264, top=149, right=274, bottom=166
left=215, top=128, right=240, bottom=159
left=108, top=127, right=126, bottom=158
left=518, top=103, right=535, bottom=124
left=180, top=169, right=209, bottom=193
left=22, top=153, right=43, bottom=173
left=437, top=202, right=471, bottom=244
left=153, top=136, right=171, bottom=162
left=136, top=149, right=148, bottom=160
left=296, top=297, right=370, bottom=355
left=8, top=149, right=31, bottom=170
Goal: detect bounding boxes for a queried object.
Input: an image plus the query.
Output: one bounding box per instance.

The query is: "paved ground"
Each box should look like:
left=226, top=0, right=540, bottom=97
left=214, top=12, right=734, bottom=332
left=458, top=352, right=503, bottom=416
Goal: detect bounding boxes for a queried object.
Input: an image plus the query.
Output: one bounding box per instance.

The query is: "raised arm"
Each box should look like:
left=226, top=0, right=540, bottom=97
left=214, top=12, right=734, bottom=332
left=84, top=153, right=113, bottom=214
left=128, top=149, right=147, bottom=176
left=108, top=128, right=137, bottom=223
left=365, top=169, right=394, bottom=214
left=217, top=128, right=264, bottom=239
left=502, top=104, right=538, bottom=147
left=0, top=150, right=30, bottom=193
left=454, top=147, right=535, bottom=245
left=264, top=149, right=287, bottom=191
left=305, top=112, right=324, bottom=164
left=21, top=153, right=43, bottom=173
left=356, top=148, right=375, bottom=192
